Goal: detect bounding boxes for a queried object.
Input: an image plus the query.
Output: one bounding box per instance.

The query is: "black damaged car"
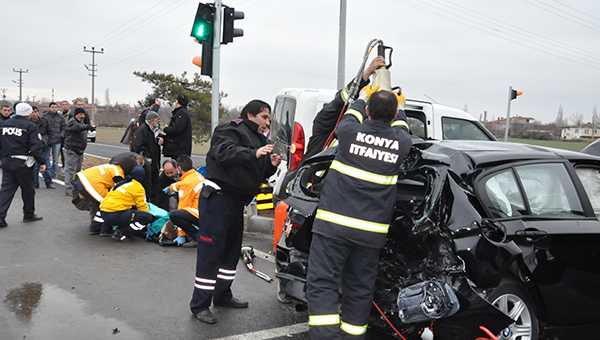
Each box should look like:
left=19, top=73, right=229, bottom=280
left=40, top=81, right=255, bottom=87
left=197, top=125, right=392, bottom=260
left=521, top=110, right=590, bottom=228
left=274, top=140, right=600, bottom=340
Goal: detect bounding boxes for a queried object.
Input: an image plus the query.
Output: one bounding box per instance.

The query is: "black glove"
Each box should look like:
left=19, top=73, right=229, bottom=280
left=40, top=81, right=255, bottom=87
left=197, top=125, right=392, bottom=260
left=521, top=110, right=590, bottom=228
left=87, top=124, right=96, bottom=132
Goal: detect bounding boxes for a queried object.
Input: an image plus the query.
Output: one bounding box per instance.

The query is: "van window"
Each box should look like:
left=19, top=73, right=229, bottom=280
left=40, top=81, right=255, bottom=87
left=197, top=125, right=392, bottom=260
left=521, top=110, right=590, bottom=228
left=271, top=97, right=297, bottom=159
left=405, top=110, right=427, bottom=138
left=442, top=117, right=491, bottom=140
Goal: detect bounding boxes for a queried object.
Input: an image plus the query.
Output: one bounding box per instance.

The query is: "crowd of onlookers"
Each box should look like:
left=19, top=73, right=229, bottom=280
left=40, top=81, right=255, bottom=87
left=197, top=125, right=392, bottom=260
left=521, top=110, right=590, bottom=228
left=0, top=94, right=196, bottom=247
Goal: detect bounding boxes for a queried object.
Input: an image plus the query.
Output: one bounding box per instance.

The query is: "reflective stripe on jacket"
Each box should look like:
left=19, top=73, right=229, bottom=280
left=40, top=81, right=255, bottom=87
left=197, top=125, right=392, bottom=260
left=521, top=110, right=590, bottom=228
left=312, top=99, right=411, bottom=249
left=100, top=180, right=148, bottom=213
left=169, top=169, right=205, bottom=218
left=76, top=164, right=124, bottom=202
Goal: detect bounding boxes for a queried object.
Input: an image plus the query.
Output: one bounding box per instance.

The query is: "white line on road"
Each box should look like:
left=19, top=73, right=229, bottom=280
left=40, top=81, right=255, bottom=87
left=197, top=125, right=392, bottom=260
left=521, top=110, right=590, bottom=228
left=92, top=142, right=131, bottom=150
left=211, top=322, right=308, bottom=340
left=84, top=152, right=110, bottom=160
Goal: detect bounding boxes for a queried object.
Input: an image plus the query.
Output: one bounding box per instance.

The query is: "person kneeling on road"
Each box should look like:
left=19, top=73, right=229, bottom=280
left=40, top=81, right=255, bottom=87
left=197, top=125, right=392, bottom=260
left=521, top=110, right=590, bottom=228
left=165, top=155, right=205, bottom=248
left=99, top=166, right=153, bottom=242
left=74, top=156, right=138, bottom=236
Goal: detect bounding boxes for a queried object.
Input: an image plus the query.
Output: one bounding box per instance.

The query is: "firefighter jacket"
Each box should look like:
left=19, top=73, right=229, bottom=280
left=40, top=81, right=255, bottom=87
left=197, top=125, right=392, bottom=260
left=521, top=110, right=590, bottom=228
left=169, top=169, right=205, bottom=218
left=312, top=99, right=411, bottom=249
left=76, top=164, right=125, bottom=203
left=99, top=179, right=149, bottom=213
left=303, top=77, right=370, bottom=162
left=0, top=116, right=46, bottom=164
left=205, top=118, right=277, bottom=205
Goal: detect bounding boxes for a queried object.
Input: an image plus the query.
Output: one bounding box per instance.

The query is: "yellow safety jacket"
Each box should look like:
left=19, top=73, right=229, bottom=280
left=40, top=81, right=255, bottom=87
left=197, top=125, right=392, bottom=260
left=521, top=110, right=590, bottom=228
left=76, top=164, right=125, bottom=202
left=169, top=169, right=205, bottom=219
left=99, top=180, right=148, bottom=213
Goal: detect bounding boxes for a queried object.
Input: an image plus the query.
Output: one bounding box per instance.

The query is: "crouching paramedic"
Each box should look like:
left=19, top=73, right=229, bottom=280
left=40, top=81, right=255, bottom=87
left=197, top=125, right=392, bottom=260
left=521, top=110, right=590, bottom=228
left=99, top=166, right=153, bottom=242
left=306, top=88, right=411, bottom=339
left=166, top=155, right=204, bottom=247
left=74, top=156, right=137, bottom=235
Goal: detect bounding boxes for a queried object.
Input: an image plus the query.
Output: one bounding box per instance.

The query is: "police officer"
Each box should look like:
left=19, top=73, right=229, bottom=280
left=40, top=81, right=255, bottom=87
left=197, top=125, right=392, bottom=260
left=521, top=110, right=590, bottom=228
left=0, top=103, right=47, bottom=228
left=190, top=99, right=282, bottom=324
left=306, top=88, right=411, bottom=339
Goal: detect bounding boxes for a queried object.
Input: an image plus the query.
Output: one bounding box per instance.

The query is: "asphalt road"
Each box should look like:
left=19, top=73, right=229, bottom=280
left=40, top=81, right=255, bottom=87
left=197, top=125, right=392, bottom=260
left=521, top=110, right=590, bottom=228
left=0, top=173, right=313, bottom=340
left=86, top=141, right=207, bottom=168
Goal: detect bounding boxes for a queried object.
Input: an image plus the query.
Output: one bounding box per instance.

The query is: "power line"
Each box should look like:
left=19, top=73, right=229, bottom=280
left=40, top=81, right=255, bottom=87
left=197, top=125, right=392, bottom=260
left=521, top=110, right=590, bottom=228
left=390, top=0, right=600, bottom=70
left=522, top=0, right=600, bottom=33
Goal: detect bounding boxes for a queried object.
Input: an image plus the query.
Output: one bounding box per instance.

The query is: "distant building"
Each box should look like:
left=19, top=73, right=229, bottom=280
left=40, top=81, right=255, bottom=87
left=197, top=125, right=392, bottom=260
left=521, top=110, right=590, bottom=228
left=486, top=116, right=536, bottom=137
left=561, top=125, right=600, bottom=140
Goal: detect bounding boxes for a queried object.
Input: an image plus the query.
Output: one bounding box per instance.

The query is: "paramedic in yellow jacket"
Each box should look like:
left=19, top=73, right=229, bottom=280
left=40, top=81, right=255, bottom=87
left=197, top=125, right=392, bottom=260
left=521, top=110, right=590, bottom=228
left=75, top=156, right=137, bottom=235
left=167, top=155, right=205, bottom=247
left=99, top=166, right=153, bottom=242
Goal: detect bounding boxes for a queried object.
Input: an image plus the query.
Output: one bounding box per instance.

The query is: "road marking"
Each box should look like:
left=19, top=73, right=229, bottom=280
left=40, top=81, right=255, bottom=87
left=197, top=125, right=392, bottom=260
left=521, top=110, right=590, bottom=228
left=93, top=142, right=131, bottom=150
left=211, top=322, right=308, bottom=340
left=84, top=152, right=110, bottom=160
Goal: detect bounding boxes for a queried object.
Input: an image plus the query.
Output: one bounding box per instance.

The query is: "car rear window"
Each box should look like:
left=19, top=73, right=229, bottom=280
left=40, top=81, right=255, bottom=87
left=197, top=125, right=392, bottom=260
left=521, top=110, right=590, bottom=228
left=482, top=163, right=585, bottom=218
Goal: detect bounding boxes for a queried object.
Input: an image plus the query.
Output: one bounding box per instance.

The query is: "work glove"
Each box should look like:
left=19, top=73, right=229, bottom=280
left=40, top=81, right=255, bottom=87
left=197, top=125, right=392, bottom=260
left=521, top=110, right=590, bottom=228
left=174, top=235, right=186, bottom=246
left=394, top=89, right=406, bottom=111
left=162, top=187, right=173, bottom=195
left=358, top=85, right=379, bottom=102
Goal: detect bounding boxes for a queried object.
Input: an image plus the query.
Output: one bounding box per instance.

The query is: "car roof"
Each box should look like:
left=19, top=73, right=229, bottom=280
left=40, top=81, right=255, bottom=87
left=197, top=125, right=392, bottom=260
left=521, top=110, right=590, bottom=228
left=417, top=140, right=600, bottom=175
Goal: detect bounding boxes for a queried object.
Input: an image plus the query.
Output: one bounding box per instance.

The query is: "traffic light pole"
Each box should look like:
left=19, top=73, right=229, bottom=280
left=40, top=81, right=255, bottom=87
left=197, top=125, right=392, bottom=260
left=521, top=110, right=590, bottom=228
left=211, top=0, right=222, bottom=135
left=504, top=86, right=513, bottom=142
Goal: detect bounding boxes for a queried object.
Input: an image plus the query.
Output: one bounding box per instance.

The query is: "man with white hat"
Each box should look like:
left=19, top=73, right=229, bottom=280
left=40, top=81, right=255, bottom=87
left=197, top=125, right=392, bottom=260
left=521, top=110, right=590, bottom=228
left=0, top=103, right=47, bottom=228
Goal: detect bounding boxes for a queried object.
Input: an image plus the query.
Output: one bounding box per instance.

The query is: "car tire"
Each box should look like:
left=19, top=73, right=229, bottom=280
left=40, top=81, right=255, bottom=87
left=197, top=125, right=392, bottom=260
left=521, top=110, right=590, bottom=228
left=90, top=138, right=96, bottom=143
left=488, top=277, right=539, bottom=340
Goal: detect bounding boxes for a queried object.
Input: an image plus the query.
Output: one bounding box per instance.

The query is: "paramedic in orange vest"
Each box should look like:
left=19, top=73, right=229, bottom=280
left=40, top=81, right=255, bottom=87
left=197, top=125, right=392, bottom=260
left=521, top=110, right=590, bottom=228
left=167, top=155, right=205, bottom=247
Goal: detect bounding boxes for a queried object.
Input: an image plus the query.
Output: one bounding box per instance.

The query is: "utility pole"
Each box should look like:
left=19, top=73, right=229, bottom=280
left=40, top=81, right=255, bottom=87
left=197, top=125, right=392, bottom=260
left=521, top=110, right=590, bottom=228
left=336, top=0, right=347, bottom=90
left=12, top=68, right=28, bottom=102
left=84, top=46, right=104, bottom=122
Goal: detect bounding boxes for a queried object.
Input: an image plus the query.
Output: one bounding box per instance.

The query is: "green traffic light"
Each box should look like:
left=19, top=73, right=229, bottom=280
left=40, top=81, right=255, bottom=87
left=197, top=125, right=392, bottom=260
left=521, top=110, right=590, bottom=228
left=195, top=23, right=206, bottom=38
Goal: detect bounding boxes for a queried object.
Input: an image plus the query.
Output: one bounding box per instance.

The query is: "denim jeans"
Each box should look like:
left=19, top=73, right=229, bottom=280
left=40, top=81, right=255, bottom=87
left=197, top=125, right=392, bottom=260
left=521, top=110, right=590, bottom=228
left=34, top=147, right=53, bottom=186
left=48, top=143, right=61, bottom=177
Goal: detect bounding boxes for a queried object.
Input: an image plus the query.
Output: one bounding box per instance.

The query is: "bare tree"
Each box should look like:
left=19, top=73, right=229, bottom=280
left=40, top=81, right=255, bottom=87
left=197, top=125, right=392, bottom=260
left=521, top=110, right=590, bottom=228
left=570, top=111, right=584, bottom=126
left=555, top=105, right=565, bottom=126
left=104, top=88, right=111, bottom=108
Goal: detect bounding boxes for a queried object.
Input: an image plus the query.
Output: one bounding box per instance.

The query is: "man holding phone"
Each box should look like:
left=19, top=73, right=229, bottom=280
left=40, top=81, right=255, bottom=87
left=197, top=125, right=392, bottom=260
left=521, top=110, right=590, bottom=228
left=189, top=99, right=282, bottom=324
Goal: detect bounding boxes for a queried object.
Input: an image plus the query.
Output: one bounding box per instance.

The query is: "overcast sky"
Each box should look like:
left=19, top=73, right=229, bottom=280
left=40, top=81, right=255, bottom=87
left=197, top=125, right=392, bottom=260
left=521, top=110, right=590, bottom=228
left=1, top=0, right=599, bottom=123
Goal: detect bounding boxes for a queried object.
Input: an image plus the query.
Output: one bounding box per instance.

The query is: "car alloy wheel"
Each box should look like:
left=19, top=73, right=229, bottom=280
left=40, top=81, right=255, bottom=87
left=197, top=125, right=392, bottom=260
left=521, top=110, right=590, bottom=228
left=490, top=279, right=539, bottom=340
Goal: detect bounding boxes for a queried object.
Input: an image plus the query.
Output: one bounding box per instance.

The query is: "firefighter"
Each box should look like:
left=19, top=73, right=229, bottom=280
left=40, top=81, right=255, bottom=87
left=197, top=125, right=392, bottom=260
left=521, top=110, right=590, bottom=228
left=190, top=99, right=281, bottom=324
left=74, top=157, right=137, bottom=235
left=306, top=87, right=411, bottom=339
left=0, top=103, right=46, bottom=228
left=166, top=154, right=205, bottom=247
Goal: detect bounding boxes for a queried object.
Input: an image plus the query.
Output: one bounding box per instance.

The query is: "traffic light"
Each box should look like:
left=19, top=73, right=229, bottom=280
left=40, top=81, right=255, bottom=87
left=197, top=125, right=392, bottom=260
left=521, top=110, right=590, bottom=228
left=191, top=3, right=214, bottom=77
left=511, top=89, right=523, bottom=100
left=190, top=3, right=214, bottom=43
left=222, top=6, right=244, bottom=44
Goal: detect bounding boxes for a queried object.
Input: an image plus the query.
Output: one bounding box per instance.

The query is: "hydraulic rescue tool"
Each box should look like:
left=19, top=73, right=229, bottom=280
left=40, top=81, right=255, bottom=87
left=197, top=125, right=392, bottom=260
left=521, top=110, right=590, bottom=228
left=240, top=245, right=273, bottom=282
left=323, top=39, right=395, bottom=149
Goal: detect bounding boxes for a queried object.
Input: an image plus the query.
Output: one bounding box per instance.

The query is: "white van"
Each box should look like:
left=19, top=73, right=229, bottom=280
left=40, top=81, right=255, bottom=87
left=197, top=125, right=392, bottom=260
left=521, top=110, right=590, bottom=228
left=269, top=88, right=496, bottom=198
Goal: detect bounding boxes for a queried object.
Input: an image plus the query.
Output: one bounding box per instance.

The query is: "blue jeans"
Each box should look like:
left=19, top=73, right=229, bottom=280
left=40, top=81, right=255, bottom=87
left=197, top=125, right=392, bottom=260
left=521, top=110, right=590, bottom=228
left=34, top=147, right=53, bottom=186
left=47, top=143, right=61, bottom=177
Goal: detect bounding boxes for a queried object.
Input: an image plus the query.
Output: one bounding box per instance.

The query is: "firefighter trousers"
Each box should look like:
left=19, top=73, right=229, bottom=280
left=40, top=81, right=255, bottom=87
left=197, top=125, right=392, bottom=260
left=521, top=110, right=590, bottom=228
left=190, top=189, right=244, bottom=314
left=101, top=210, right=153, bottom=237
left=307, top=233, right=380, bottom=340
